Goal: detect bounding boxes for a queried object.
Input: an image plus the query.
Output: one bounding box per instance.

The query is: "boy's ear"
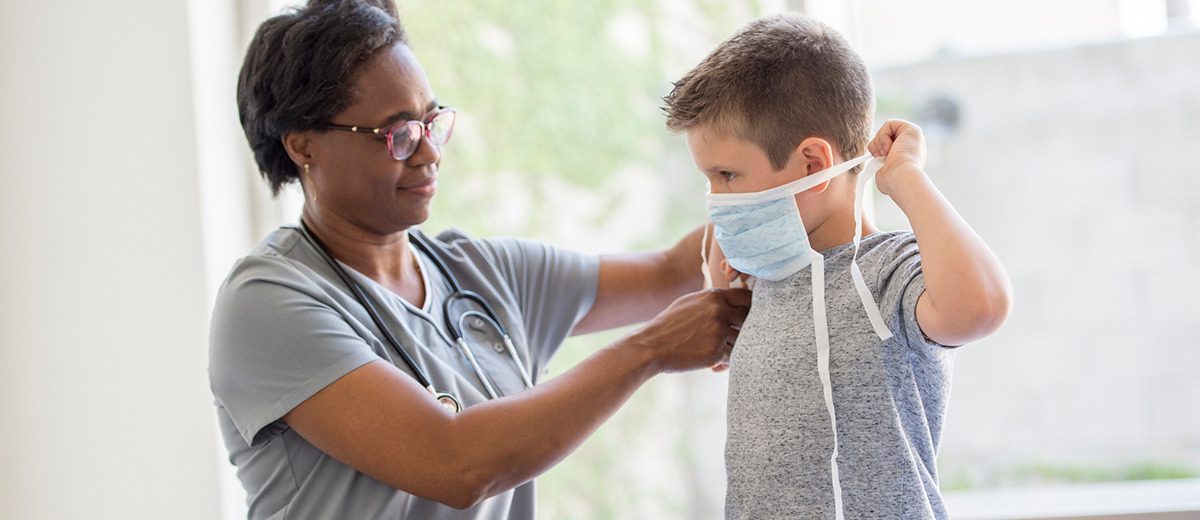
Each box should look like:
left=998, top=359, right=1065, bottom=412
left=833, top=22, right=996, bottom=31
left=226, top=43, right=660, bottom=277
left=794, top=137, right=835, bottom=193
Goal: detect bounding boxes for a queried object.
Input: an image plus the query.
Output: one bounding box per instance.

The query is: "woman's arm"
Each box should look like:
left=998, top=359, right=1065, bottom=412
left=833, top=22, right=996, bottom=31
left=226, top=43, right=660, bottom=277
left=282, top=287, right=750, bottom=509
left=570, top=226, right=707, bottom=335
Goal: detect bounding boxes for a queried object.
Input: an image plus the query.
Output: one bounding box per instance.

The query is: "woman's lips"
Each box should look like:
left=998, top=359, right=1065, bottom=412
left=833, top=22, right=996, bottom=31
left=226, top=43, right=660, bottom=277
left=400, top=178, right=437, bottom=197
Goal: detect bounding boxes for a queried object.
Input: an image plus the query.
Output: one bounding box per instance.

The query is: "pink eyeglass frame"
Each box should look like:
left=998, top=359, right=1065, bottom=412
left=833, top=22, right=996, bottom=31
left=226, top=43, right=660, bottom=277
left=317, top=106, right=456, bottom=161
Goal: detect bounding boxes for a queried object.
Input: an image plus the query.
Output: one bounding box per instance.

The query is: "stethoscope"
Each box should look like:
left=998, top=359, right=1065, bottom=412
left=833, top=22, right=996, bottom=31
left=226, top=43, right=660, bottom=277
left=297, top=222, right=533, bottom=413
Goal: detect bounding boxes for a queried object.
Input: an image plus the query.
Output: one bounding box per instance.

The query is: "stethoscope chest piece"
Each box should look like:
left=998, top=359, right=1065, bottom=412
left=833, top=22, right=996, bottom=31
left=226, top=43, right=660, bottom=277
left=297, top=222, right=534, bottom=415
left=435, top=392, right=462, bottom=413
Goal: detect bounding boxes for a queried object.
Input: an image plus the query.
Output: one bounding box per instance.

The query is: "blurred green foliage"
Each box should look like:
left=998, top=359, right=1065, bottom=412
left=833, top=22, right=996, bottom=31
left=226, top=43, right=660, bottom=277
left=402, top=0, right=670, bottom=238
left=399, top=2, right=767, bottom=518
left=405, top=0, right=663, bottom=187
left=942, top=460, right=1198, bottom=491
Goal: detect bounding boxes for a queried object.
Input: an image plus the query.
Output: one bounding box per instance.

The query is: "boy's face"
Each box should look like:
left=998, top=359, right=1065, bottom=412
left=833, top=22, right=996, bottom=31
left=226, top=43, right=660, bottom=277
left=685, top=125, right=808, bottom=195
left=688, top=124, right=848, bottom=236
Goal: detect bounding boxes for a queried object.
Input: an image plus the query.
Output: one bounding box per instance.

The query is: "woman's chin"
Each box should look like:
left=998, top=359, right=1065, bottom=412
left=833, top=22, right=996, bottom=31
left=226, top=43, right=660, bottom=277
left=399, top=204, right=433, bottom=229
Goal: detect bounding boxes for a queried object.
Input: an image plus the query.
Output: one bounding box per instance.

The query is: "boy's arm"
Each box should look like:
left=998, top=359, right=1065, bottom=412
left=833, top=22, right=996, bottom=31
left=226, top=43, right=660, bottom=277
left=869, top=120, right=1013, bottom=346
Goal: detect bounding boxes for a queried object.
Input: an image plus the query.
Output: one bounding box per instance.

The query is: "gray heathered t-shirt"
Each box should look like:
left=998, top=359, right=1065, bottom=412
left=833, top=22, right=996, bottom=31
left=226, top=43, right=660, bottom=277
left=209, top=226, right=599, bottom=520
left=725, top=231, right=954, bottom=519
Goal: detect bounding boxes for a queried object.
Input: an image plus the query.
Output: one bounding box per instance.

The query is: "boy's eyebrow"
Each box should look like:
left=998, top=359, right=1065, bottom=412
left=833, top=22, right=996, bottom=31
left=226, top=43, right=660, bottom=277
left=380, top=99, right=439, bottom=126
left=699, top=164, right=738, bottom=174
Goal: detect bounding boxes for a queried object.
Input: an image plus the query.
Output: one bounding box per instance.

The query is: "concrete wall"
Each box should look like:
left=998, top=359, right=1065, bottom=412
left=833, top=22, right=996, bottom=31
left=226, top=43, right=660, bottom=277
left=871, top=31, right=1200, bottom=486
left=0, top=0, right=225, bottom=518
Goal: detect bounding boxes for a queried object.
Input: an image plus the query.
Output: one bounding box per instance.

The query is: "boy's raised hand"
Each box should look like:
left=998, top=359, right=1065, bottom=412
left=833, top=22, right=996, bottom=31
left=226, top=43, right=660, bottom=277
left=867, top=119, right=927, bottom=196
left=864, top=119, right=1013, bottom=347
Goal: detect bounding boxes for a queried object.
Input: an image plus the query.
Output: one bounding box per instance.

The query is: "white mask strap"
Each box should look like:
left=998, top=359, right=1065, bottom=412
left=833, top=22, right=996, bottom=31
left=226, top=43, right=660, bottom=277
left=706, top=152, right=875, bottom=204
left=810, top=251, right=844, bottom=519
left=818, top=155, right=892, bottom=520
left=700, top=221, right=714, bottom=289
left=851, top=157, right=894, bottom=342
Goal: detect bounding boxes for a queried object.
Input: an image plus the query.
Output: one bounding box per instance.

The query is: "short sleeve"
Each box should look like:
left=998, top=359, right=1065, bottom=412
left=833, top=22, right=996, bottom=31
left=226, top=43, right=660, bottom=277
left=208, top=255, right=381, bottom=447
left=872, top=234, right=943, bottom=353
left=464, top=234, right=600, bottom=366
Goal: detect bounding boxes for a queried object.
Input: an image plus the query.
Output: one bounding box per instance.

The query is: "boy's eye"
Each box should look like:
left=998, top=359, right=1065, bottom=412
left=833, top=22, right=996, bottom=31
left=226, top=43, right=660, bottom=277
left=719, top=170, right=736, bottom=181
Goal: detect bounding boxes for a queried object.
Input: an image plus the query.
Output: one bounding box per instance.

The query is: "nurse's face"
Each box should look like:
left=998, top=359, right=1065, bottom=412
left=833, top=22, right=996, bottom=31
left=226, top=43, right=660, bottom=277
left=299, top=43, right=443, bottom=236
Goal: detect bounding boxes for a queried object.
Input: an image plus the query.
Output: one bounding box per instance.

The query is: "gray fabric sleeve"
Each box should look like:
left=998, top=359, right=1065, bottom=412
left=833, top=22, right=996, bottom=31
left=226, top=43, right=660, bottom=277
left=209, top=255, right=381, bottom=447
left=874, top=234, right=942, bottom=352
left=474, top=236, right=600, bottom=367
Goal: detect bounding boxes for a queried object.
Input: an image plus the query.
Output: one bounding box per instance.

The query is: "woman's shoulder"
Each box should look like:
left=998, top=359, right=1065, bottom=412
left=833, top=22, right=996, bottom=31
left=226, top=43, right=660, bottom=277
left=419, top=226, right=558, bottom=267
left=417, top=227, right=598, bottom=291
left=217, top=227, right=328, bottom=300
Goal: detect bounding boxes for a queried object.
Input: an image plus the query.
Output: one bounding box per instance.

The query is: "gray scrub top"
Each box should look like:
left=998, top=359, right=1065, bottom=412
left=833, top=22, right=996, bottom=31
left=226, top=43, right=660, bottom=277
left=209, top=226, right=600, bottom=520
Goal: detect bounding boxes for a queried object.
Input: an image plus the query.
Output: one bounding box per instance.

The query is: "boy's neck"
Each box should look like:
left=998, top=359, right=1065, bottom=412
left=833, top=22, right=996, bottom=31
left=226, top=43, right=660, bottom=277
left=807, top=202, right=880, bottom=252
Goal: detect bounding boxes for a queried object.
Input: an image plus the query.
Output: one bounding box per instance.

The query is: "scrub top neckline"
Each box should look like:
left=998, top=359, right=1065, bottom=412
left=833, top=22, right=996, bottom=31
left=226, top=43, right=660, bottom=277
left=411, top=242, right=434, bottom=314
left=320, top=238, right=440, bottom=323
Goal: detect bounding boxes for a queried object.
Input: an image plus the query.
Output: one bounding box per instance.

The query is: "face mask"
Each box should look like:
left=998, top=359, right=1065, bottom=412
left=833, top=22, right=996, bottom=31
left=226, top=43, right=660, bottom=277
left=706, top=153, right=872, bottom=281
left=706, top=152, right=893, bottom=520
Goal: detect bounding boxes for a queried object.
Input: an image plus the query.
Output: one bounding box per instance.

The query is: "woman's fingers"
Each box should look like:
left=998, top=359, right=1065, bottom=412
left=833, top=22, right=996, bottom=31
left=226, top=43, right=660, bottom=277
left=632, top=288, right=751, bottom=374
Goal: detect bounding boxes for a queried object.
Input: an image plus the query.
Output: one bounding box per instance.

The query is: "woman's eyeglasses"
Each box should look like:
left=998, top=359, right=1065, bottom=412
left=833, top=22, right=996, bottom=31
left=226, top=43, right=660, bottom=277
left=317, top=106, right=456, bottom=161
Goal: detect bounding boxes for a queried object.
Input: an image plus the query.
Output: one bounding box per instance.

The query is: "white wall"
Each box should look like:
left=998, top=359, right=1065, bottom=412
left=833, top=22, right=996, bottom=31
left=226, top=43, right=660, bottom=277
left=856, top=0, right=1125, bottom=68
left=0, top=0, right=223, bottom=518
left=871, top=30, right=1200, bottom=486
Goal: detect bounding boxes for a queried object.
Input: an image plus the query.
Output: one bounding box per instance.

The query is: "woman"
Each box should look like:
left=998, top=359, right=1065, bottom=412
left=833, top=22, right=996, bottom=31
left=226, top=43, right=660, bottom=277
left=209, top=1, right=750, bottom=518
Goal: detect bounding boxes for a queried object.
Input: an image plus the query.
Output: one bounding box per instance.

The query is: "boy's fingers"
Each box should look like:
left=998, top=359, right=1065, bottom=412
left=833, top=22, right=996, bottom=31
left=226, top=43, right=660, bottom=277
left=720, top=260, right=741, bottom=283
left=870, top=128, right=895, bottom=157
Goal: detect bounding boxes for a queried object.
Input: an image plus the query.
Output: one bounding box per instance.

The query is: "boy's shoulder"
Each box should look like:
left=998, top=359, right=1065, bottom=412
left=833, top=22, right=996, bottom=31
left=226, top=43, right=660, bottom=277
left=849, top=230, right=924, bottom=297
left=832, top=230, right=922, bottom=274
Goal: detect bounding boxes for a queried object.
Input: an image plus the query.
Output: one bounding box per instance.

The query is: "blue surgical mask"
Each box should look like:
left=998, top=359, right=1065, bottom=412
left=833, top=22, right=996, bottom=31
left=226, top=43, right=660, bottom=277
left=706, top=152, right=871, bottom=281
left=706, top=152, right=893, bottom=520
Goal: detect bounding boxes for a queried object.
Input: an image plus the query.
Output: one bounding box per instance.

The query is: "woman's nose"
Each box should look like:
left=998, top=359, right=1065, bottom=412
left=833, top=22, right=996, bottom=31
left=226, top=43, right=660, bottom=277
left=406, top=133, right=442, bottom=166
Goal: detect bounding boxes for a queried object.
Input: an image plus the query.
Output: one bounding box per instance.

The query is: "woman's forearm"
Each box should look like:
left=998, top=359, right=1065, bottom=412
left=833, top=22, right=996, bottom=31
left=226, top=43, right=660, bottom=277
left=446, top=333, right=659, bottom=505
left=571, top=225, right=707, bottom=335
left=283, top=288, right=748, bottom=509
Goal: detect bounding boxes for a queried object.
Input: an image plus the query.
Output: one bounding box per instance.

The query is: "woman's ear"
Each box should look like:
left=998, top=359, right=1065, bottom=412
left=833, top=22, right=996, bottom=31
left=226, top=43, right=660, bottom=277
left=794, top=137, right=835, bottom=193
left=281, top=131, right=314, bottom=171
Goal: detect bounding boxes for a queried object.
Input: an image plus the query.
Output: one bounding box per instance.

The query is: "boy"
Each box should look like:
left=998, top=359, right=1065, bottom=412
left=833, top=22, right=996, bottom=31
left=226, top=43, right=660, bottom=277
left=664, top=13, right=1012, bottom=519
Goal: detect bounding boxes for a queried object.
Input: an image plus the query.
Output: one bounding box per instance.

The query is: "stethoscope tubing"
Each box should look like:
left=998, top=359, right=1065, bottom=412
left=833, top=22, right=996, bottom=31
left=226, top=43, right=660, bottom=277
left=406, top=233, right=533, bottom=393
left=296, top=222, right=530, bottom=412
left=298, top=221, right=436, bottom=391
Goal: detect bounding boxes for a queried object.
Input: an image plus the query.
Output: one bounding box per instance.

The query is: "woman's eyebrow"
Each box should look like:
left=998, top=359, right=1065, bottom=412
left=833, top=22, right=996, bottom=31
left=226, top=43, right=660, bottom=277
left=380, top=99, right=440, bottom=126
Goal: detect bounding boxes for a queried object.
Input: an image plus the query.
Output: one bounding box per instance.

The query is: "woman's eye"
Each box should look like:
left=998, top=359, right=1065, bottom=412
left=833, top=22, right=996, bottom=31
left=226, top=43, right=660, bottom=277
left=719, top=171, right=735, bottom=181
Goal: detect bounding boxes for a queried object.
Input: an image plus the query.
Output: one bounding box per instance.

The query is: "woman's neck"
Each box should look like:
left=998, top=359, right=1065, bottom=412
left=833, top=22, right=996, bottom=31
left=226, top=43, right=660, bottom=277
left=301, top=209, right=426, bottom=307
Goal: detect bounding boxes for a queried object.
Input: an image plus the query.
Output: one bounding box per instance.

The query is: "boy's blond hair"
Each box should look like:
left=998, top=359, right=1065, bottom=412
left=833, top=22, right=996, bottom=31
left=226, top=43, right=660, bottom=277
left=663, top=13, right=874, bottom=172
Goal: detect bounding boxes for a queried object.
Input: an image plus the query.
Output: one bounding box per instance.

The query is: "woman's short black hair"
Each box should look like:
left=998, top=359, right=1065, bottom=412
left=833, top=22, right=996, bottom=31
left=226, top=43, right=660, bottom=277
left=237, top=0, right=407, bottom=196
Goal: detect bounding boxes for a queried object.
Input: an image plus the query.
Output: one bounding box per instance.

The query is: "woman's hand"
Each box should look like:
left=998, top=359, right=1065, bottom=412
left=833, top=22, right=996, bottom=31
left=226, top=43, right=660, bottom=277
left=626, top=288, right=751, bottom=374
